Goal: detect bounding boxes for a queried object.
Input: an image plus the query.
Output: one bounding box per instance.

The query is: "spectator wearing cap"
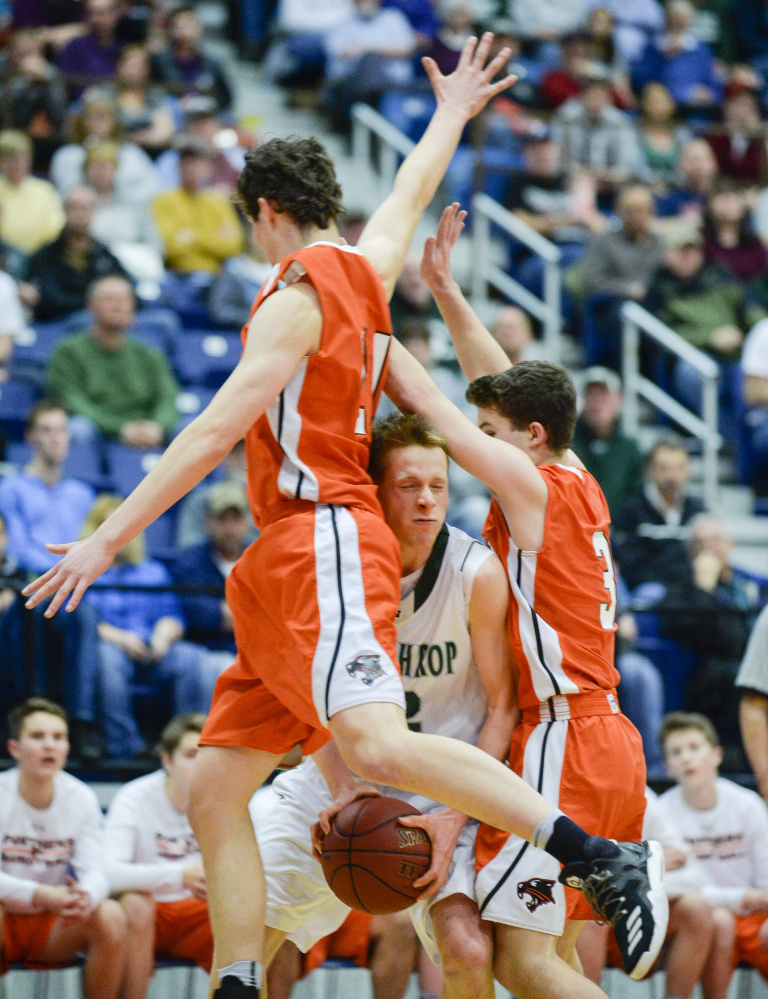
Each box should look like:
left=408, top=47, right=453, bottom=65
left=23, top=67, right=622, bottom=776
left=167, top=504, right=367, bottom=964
left=47, top=275, right=179, bottom=449
left=572, top=367, right=644, bottom=515
left=551, top=72, right=648, bottom=190
left=151, top=6, right=233, bottom=115
left=0, top=130, right=64, bottom=255
left=171, top=482, right=254, bottom=673
left=57, top=0, right=125, bottom=93
left=645, top=223, right=764, bottom=362
left=175, top=440, right=254, bottom=549
left=632, top=0, right=721, bottom=110
left=703, top=85, right=768, bottom=186
left=151, top=138, right=244, bottom=276
left=25, top=186, right=129, bottom=321
left=612, top=435, right=706, bottom=592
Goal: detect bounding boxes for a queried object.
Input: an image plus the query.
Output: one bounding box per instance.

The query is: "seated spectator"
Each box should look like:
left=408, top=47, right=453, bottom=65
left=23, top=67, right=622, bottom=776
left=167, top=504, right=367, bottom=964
left=736, top=603, right=768, bottom=803
left=704, top=85, right=768, bottom=186
left=50, top=92, right=160, bottom=206
left=172, top=482, right=252, bottom=675
left=659, top=516, right=761, bottom=765
left=323, top=0, right=417, bottom=132
left=208, top=226, right=272, bottom=329
left=503, top=133, right=606, bottom=250
left=572, top=367, right=644, bottom=514
left=25, top=186, right=130, bottom=321
left=658, top=711, right=768, bottom=995
left=633, top=0, right=721, bottom=110
left=424, top=0, right=474, bottom=77
left=584, top=0, right=665, bottom=62
left=578, top=785, right=717, bottom=996
left=703, top=183, right=768, bottom=284
left=151, top=5, right=233, bottom=115
left=637, top=82, right=692, bottom=185
left=152, top=138, right=244, bottom=276
left=583, top=182, right=665, bottom=299
left=644, top=223, right=763, bottom=362
left=57, top=0, right=125, bottom=94
left=612, top=436, right=706, bottom=592
left=740, top=318, right=768, bottom=494
left=655, top=137, right=718, bottom=221
left=0, top=698, right=127, bottom=999
left=264, top=0, right=354, bottom=89
left=733, top=0, right=768, bottom=74
left=83, top=494, right=213, bottom=759
left=104, top=713, right=213, bottom=997
left=541, top=32, right=596, bottom=109
left=584, top=6, right=632, bottom=88
left=390, top=252, right=438, bottom=333
left=551, top=72, right=648, bottom=190
left=508, top=0, right=588, bottom=39
left=0, top=30, right=69, bottom=138
left=0, top=402, right=101, bottom=754
left=47, top=275, right=179, bottom=448
left=96, top=44, right=177, bottom=149
left=0, top=130, right=64, bottom=256
left=384, top=0, right=438, bottom=48
left=491, top=305, right=545, bottom=364
left=83, top=141, right=164, bottom=286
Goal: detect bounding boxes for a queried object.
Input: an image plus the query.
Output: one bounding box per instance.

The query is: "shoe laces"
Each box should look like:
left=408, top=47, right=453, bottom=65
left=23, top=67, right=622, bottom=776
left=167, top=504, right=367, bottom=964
left=581, top=868, right=628, bottom=927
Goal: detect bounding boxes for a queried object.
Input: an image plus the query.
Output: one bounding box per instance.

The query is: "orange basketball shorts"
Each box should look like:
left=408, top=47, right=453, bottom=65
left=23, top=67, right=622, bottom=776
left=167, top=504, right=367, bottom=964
left=155, top=897, right=213, bottom=972
left=303, top=911, right=373, bottom=977
left=733, top=914, right=768, bottom=978
left=475, top=695, right=646, bottom=931
left=201, top=505, right=404, bottom=756
left=1, top=911, right=58, bottom=974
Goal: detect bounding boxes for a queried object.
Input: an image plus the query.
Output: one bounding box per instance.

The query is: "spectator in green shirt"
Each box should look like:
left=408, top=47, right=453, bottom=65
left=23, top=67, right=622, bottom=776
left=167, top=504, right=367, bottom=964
left=572, top=367, right=644, bottom=514
left=47, top=275, right=179, bottom=449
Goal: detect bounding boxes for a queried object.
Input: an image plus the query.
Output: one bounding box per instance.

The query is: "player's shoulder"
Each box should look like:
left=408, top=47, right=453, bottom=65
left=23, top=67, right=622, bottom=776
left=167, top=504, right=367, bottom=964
left=716, top=776, right=767, bottom=813
left=54, top=770, right=101, bottom=811
left=112, top=769, right=165, bottom=805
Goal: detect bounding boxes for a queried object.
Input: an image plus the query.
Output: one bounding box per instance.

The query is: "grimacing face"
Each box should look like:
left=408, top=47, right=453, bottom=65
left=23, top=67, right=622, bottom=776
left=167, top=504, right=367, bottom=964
left=376, top=446, right=449, bottom=554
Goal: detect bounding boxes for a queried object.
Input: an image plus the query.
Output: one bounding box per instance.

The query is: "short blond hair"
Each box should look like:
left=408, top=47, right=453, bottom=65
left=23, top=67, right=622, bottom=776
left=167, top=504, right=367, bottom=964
left=368, top=414, right=448, bottom=483
left=81, top=494, right=145, bottom=566
left=659, top=711, right=720, bottom=752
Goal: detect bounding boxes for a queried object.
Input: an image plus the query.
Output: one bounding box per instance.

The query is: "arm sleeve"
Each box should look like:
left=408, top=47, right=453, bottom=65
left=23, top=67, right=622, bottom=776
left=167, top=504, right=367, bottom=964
left=104, top=793, right=185, bottom=897
left=71, top=792, right=109, bottom=907
left=46, top=345, right=126, bottom=437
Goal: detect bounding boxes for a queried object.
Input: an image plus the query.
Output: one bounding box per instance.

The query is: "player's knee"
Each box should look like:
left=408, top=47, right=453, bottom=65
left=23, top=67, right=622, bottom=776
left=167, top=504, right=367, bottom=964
left=120, top=892, right=156, bottom=936
left=441, top=929, right=492, bottom=984
left=713, top=907, right=737, bottom=949
left=676, top=893, right=715, bottom=934
left=92, top=899, right=128, bottom=946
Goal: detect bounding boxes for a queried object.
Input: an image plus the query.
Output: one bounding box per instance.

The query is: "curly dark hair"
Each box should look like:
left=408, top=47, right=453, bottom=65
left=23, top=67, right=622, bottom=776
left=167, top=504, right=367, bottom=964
left=465, top=361, right=577, bottom=452
left=236, top=137, right=343, bottom=230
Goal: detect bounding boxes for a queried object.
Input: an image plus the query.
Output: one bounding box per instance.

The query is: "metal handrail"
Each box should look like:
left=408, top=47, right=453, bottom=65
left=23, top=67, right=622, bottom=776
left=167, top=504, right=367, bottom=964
left=351, top=103, right=415, bottom=206
left=621, top=301, right=721, bottom=508
left=471, top=193, right=562, bottom=361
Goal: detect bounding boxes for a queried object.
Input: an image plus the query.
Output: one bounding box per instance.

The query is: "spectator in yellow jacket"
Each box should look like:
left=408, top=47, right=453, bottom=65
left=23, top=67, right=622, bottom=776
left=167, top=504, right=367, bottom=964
left=0, top=130, right=64, bottom=255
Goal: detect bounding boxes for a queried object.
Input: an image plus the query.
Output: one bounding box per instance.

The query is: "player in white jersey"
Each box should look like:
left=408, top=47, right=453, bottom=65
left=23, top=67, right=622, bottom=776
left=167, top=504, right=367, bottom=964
left=105, top=713, right=213, bottom=999
left=251, top=413, right=516, bottom=999
left=0, top=698, right=126, bottom=998
left=658, top=711, right=768, bottom=999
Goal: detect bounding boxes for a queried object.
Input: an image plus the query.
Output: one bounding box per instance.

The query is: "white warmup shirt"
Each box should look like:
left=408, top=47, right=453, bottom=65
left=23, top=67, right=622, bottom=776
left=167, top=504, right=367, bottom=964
left=643, top=786, right=703, bottom=898
left=658, top=777, right=768, bottom=911
left=104, top=770, right=201, bottom=903
left=0, top=768, right=107, bottom=912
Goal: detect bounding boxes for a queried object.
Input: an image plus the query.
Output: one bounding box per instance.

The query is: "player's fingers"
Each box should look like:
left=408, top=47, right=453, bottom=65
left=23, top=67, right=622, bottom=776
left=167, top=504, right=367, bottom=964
left=472, top=32, right=494, bottom=69
left=482, top=47, right=512, bottom=83
left=488, top=73, right=518, bottom=100
left=43, top=578, right=77, bottom=619
left=24, top=571, right=65, bottom=608
left=45, top=542, right=76, bottom=554
left=22, top=565, right=59, bottom=597
left=456, top=35, right=477, bottom=71
left=65, top=578, right=89, bottom=614
left=420, top=56, right=443, bottom=88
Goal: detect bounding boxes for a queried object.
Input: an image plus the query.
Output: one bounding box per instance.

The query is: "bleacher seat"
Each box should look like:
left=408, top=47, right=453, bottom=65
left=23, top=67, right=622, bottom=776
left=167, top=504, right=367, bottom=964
left=0, top=380, right=39, bottom=440
left=13, top=321, right=72, bottom=371
left=175, top=386, right=218, bottom=434
left=173, top=332, right=241, bottom=388
left=633, top=609, right=699, bottom=712
left=106, top=442, right=164, bottom=497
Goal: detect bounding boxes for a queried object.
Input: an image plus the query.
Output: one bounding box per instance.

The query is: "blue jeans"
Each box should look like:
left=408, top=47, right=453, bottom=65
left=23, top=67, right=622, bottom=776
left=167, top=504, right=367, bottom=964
left=617, top=651, right=665, bottom=775
left=97, top=639, right=210, bottom=758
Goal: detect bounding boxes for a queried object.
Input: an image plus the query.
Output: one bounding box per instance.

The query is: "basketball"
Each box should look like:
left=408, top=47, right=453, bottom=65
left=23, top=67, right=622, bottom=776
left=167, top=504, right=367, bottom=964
left=320, top=796, right=432, bottom=915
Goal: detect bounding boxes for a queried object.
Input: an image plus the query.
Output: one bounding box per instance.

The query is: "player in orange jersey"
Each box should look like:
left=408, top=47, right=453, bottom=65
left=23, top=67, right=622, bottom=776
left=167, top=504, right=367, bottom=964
left=382, top=202, right=661, bottom=996
left=23, top=40, right=665, bottom=999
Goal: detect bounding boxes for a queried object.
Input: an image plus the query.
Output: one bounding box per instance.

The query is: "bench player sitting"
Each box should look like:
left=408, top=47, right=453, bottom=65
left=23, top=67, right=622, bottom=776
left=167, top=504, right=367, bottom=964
left=658, top=712, right=768, bottom=999
left=104, top=713, right=212, bottom=999
left=252, top=413, right=516, bottom=999
left=0, top=697, right=126, bottom=999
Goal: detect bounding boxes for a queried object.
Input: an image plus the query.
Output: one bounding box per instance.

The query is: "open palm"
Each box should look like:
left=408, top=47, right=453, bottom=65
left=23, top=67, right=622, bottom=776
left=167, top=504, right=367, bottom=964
left=421, top=202, right=467, bottom=290
left=423, top=32, right=517, bottom=122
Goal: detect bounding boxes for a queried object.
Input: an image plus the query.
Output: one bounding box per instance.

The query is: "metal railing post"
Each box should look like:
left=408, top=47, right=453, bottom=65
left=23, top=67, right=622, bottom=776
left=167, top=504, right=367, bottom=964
left=621, top=315, right=640, bottom=438
left=702, top=373, right=719, bottom=508
left=472, top=210, right=490, bottom=313
left=351, top=114, right=367, bottom=180
left=542, top=257, right=562, bottom=362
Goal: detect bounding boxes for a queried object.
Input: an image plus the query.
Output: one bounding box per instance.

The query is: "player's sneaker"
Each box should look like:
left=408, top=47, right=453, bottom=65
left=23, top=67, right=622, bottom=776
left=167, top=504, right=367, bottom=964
left=559, top=839, right=667, bottom=980
left=213, top=978, right=261, bottom=998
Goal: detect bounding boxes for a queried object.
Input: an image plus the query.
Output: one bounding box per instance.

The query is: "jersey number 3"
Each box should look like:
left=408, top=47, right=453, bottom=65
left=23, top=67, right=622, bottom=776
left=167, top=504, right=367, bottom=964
left=592, top=530, right=617, bottom=630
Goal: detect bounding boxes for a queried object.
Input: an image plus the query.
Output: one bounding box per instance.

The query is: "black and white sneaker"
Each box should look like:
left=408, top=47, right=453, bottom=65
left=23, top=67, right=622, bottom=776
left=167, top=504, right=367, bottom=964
left=213, top=978, right=261, bottom=998
left=559, top=839, right=668, bottom=980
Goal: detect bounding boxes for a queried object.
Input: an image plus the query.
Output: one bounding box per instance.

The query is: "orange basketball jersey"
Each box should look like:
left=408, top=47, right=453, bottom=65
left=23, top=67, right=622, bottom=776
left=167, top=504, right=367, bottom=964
left=242, top=242, right=392, bottom=527
left=483, top=463, right=620, bottom=711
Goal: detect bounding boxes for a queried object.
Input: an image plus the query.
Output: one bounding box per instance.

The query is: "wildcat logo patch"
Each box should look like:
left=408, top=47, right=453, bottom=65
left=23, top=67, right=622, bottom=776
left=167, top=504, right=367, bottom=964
left=346, top=655, right=384, bottom=685
left=517, top=878, right=556, bottom=912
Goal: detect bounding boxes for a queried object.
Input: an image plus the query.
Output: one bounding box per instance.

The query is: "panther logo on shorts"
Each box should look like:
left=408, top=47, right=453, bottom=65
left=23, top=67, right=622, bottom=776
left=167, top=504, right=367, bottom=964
left=346, top=655, right=385, bottom=685
left=517, top=878, right=556, bottom=912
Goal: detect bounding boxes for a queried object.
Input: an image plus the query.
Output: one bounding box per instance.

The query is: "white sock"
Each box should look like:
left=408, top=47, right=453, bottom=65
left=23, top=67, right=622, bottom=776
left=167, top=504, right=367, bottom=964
left=218, top=960, right=263, bottom=989
left=531, top=808, right=565, bottom=850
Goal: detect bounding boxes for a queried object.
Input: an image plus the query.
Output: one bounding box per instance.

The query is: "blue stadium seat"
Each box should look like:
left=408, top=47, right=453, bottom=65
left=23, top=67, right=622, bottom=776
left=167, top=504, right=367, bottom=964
left=174, top=386, right=217, bottom=434
left=633, top=609, right=699, bottom=711
left=13, top=321, right=72, bottom=370
left=106, top=442, right=165, bottom=497
left=173, top=332, right=241, bottom=388
left=379, top=91, right=436, bottom=143
left=0, top=381, right=39, bottom=440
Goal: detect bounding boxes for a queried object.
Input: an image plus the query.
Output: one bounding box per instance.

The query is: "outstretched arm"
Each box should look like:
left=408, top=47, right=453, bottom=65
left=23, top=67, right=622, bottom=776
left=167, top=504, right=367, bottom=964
left=358, top=34, right=515, bottom=299
left=421, top=202, right=510, bottom=380
left=23, top=283, right=323, bottom=616
left=385, top=338, right=547, bottom=551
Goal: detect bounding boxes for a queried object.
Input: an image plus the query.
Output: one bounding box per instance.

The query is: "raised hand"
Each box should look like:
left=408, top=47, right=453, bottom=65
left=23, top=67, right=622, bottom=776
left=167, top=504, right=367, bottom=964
left=421, top=202, right=467, bottom=292
left=422, top=33, right=516, bottom=124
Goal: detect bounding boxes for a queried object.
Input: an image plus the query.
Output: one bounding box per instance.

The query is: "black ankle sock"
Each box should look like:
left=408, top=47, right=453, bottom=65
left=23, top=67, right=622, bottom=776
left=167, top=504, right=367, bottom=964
left=215, top=977, right=260, bottom=998
left=542, top=816, right=591, bottom=866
